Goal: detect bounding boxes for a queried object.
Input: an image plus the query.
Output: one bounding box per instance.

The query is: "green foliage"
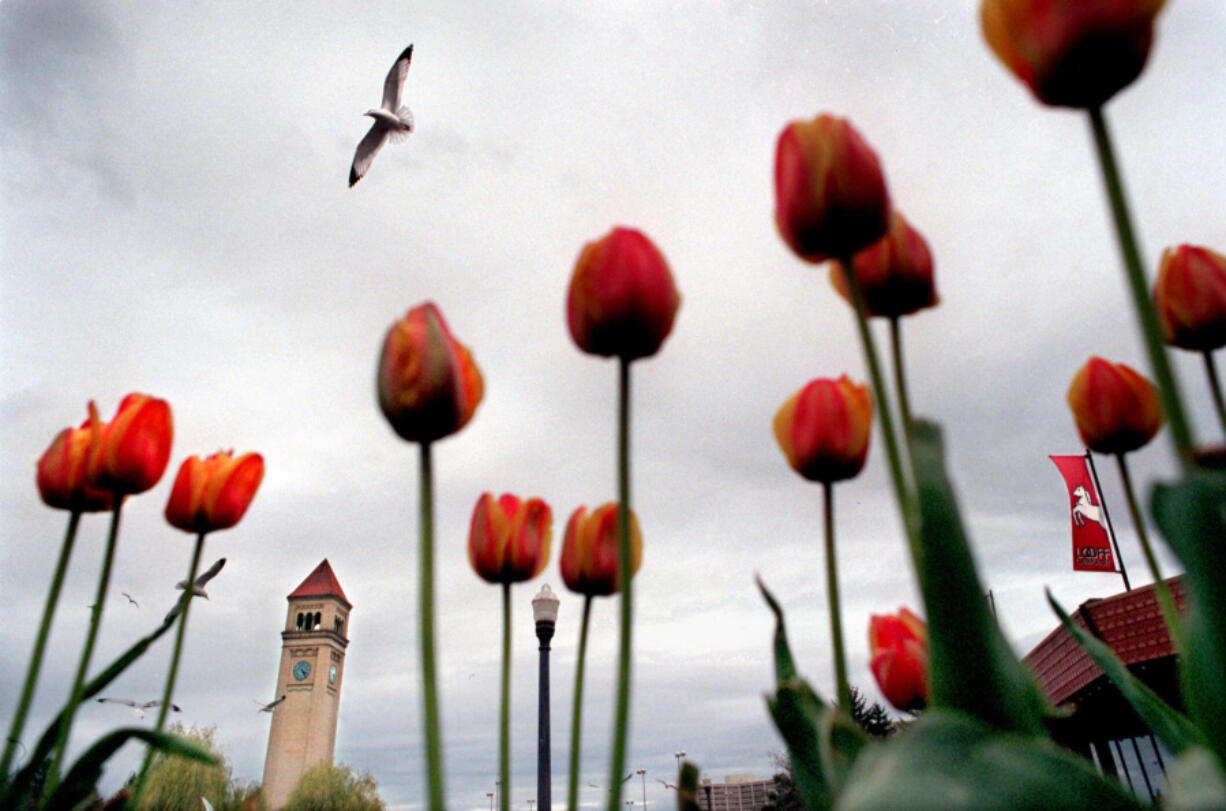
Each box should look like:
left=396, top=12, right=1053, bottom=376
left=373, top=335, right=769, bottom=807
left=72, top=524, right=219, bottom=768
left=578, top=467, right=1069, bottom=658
left=135, top=724, right=260, bottom=811
left=848, top=687, right=894, bottom=738
left=282, top=762, right=385, bottom=811
left=762, top=767, right=804, bottom=811
left=676, top=761, right=701, bottom=811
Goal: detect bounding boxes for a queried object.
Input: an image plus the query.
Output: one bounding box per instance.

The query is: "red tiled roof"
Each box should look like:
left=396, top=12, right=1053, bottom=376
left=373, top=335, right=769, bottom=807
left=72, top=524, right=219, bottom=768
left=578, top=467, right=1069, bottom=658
left=288, top=559, right=351, bottom=608
left=1023, top=576, right=1185, bottom=705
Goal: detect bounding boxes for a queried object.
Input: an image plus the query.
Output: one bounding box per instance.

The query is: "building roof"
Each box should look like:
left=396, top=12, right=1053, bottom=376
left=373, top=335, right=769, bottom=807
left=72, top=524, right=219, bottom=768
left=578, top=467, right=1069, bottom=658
left=1023, top=576, right=1185, bottom=706
left=287, top=559, right=351, bottom=608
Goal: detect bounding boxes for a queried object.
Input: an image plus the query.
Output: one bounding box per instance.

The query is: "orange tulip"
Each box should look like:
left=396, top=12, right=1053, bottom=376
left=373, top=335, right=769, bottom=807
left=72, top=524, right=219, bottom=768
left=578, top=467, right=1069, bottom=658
left=559, top=504, right=643, bottom=597
left=377, top=302, right=484, bottom=444
left=566, top=227, right=681, bottom=361
left=86, top=393, right=174, bottom=495
left=36, top=411, right=113, bottom=512
left=868, top=608, right=928, bottom=713
left=773, top=376, right=873, bottom=483
left=981, top=0, right=1167, bottom=108
left=830, top=212, right=937, bottom=318
left=774, top=114, right=891, bottom=264
left=468, top=493, right=553, bottom=584
left=1153, top=244, right=1226, bottom=352
left=164, top=451, right=265, bottom=534
left=1067, top=357, right=1164, bottom=454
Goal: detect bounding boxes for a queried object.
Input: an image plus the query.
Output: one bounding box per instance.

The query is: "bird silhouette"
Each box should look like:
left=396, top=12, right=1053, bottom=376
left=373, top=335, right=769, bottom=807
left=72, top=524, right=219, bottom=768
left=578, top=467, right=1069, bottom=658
left=96, top=697, right=181, bottom=719
left=255, top=695, right=287, bottom=713
left=349, top=45, right=415, bottom=186
left=176, top=558, right=226, bottom=599
left=121, top=592, right=139, bottom=608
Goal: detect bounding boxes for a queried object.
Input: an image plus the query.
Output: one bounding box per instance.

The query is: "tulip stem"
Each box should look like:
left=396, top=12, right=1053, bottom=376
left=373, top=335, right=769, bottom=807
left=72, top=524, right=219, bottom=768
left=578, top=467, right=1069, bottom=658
left=499, top=582, right=512, bottom=811
left=1115, top=454, right=1185, bottom=652
left=607, top=357, right=633, bottom=811
left=1203, top=351, right=1226, bottom=437
left=46, top=498, right=123, bottom=797
left=840, top=262, right=921, bottom=552
left=823, top=482, right=851, bottom=713
left=889, top=316, right=917, bottom=470
left=419, top=441, right=446, bottom=811
left=567, top=595, right=593, bottom=811
left=1, top=511, right=82, bottom=779
left=133, top=531, right=207, bottom=801
left=1087, top=106, right=1193, bottom=470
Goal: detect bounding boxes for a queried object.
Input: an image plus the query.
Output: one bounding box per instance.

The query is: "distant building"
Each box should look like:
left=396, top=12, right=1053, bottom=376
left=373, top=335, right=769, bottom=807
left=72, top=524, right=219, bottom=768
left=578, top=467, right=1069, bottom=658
left=261, top=560, right=352, bottom=810
left=1023, top=576, right=1185, bottom=804
left=697, top=774, right=773, bottom=811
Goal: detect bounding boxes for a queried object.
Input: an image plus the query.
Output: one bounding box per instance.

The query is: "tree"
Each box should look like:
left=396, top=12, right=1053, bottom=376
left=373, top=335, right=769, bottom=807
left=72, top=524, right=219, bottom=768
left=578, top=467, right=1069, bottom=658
left=849, top=685, right=895, bottom=737
left=282, top=762, right=384, bottom=811
left=762, top=751, right=804, bottom=811
left=136, top=724, right=263, bottom=811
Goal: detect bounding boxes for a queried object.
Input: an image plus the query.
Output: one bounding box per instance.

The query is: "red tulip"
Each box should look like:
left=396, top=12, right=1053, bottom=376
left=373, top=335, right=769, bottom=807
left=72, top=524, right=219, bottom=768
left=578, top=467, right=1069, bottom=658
left=1153, top=244, right=1226, bottom=352
left=868, top=608, right=928, bottom=713
left=559, top=503, right=642, bottom=597
left=566, top=227, right=681, bottom=361
left=86, top=394, right=174, bottom=495
left=773, top=376, right=873, bottom=483
left=830, top=212, right=937, bottom=318
left=165, top=451, right=265, bottom=534
left=36, top=411, right=113, bottom=512
left=774, top=114, right=891, bottom=264
left=468, top=493, right=553, bottom=584
left=377, top=302, right=484, bottom=443
left=981, top=0, right=1167, bottom=108
left=1066, top=357, right=1164, bottom=454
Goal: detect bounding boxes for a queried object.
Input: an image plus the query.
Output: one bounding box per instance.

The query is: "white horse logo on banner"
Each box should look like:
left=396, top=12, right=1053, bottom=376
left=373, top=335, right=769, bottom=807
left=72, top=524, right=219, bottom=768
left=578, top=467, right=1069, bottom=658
left=1071, top=485, right=1105, bottom=528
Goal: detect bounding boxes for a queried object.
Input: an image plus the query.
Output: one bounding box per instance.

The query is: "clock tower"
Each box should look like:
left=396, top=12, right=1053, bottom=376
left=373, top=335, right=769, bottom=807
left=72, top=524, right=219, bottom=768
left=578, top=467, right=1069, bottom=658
left=261, top=559, right=351, bottom=809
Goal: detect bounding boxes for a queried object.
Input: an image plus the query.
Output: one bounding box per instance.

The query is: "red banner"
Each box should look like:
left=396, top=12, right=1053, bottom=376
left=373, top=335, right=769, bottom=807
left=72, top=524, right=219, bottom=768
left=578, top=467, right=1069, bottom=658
left=1050, top=454, right=1117, bottom=572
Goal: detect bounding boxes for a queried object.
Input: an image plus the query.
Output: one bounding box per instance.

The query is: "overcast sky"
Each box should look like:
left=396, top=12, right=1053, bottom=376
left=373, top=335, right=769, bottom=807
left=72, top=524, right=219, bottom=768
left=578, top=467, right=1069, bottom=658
left=2, top=1, right=1224, bottom=809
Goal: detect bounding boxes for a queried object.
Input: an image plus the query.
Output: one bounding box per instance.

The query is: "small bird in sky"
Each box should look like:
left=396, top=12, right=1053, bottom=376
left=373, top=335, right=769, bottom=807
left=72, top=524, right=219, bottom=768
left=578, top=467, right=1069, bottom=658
left=349, top=44, right=415, bottom=187
left=177, top=558, right=227, bottom=599
left=255, top=695, right=287, bottom=713
left=96, top=697, right=181, bottom=719
left=121, top=592, right=139, bottom=608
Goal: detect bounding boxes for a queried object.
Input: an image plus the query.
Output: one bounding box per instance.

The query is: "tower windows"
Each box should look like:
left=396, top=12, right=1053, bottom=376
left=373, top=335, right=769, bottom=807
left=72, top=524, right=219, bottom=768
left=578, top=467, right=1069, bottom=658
left=334, top=616, right=344, bottom=635
left=296, top=612, right=304, bottom=630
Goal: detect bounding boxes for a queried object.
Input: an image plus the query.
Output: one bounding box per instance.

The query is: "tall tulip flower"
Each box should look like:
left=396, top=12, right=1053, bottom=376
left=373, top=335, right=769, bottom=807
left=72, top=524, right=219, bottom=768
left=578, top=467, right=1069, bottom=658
left=2, top=412, right=113, bottom=779
left=981, top=0, right=1167, bottom=109
left=868, top=608, right=929, bottom=714
left=559, top=503, right=643, bottom=811
left=774, top=114, right=891, bottom=265
left=377, top=302, right=483, bottom=810
left=566, top=226, right=676, bottom=809
left=467, top=493, right=552, bottom=811
left=566, top=226, right=681, bottom=362
left=774, top=376, right=872, bottom=712
left=47, top=392, right=173, bottom=795
left=1154, top=245, right=1226, bottom=435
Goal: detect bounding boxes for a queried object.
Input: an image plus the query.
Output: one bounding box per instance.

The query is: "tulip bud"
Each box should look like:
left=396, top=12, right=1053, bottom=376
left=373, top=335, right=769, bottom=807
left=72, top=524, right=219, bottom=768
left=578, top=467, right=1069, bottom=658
left=1066, top=356, right=1164, bottom=454
left=774, top=114, right=891, bottom=264
left=773, top=376, right=873, bottom=484
left=377, top=302, right=484, bottom=444
left=566, top=227, right=681, bottom=361
left=468, top=493, right=553, bottom=584
left=36, top=414, right=114, bottom=512
left=1153, top=244, right=1226, bottom=352
left=980, top=0, right=1167, bottom=108
left=559, top=503, right=643, bottom=597
left=165, top=451, right=265, bottom=534
left=86, top=394, right=174, bottom=496
left=830, top=212, right=937, bottom=318
left=868, top=608, right=929, bottom=713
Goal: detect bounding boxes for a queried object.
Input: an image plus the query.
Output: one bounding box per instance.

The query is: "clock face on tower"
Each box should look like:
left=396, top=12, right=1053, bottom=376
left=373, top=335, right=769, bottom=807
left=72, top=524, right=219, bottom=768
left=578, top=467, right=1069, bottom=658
left=292, top=660, right=311, bottom=681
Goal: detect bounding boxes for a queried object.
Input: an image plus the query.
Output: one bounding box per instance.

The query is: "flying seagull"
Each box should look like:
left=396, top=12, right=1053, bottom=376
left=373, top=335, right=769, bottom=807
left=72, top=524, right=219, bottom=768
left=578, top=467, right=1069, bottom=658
left=176, top=558, right=227, bottom=599
left=255, top=695, right=287, bottom=713
left=96, top=697, right=181, bottom=719
left=349, top=44, right=415, bottom=187
left=121, top=592, right=139, bottom=608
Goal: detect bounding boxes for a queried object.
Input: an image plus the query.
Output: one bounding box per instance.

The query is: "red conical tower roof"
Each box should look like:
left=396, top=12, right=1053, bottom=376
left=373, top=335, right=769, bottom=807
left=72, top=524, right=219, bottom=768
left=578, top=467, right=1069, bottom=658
left=287, top=559, right=351, bottom=608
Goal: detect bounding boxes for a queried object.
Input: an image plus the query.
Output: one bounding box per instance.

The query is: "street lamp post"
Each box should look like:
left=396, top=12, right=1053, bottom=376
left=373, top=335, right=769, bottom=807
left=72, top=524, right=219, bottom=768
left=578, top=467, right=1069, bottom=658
left=636, top=768, right=647, bottom=807
left=532, top=584, right=560, bottom=811
left=486, top=792, right=494, bottom=811
left=701, top=776, right=713, bottom=811
left=673, top=751, right=686, bottom=778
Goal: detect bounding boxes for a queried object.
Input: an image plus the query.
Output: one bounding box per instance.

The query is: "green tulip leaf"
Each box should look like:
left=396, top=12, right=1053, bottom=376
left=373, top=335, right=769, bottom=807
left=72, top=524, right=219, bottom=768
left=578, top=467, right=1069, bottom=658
left=767, top=678, right=834, bottom=811
left=677, top=760, right=701, bottom=811
left=757, top=576, right=799, bottom=684
left=910, top=421, right=1047, bottom=734
left=1152, top=471, right=1226, bottom=763
left=1164, top=746, right=1226, bottom=810
left=819, top=708, right=870, bottom=797
left=836, top=709, right=1142, bottom=810
left=44, top=727, right=215, bottom=811
left=1047, top=589, right=1205, bottom=755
